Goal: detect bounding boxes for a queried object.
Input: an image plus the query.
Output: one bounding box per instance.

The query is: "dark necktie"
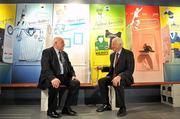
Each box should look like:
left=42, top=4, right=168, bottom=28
left=59, top=51, right=68, bottom=74
left=58, top=51, right=64, bottom=74
left=59, top=51, right=63, bottom=62
left=113, top=53, right=119, bottom=77
left=115, top=53, right=119, bottom=67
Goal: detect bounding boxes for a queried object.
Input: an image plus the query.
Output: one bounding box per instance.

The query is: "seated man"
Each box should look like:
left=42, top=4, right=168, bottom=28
left=38, top=37, right=80, bottom=118
left=96, top=37, right=135, bottom=117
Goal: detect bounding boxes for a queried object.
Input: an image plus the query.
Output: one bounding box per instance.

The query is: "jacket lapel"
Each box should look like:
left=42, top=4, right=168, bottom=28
left=51, top=47, right=59, bottom=62
left=51, top=47, right=61, bottom=72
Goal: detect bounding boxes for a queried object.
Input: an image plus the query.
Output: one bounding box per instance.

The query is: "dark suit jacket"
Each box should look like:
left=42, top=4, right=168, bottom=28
left=38, top=47, right=75, bottom=90
left=107, top=48, right=135, bottom=86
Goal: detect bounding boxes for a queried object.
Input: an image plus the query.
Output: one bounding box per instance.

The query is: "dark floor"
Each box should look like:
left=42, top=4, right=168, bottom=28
left=0, top=103, right=180, bottom=119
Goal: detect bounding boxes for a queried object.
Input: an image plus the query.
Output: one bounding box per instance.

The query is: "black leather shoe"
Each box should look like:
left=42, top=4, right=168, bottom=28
left=117, top=107, right=127, bottom=117
left=53, top=111, right=61, bottom=116
left=96, top=104, right=112, bottom=112
left=68, top=107, right=77, bottom=115
left=62, top=107, right=77, bottom=116
left=47, top=111, right=61, bottom=118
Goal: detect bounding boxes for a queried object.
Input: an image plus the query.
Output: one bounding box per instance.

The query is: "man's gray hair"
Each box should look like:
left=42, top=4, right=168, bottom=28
left=112, top=37, right=123, bottom=45
left=53, top=36, right=63, bottom=45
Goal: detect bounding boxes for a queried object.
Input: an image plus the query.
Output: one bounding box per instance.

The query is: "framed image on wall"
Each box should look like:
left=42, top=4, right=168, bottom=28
left=64, top=38, right=71, bottom=48
left=74, top=32, right=83, bottom=45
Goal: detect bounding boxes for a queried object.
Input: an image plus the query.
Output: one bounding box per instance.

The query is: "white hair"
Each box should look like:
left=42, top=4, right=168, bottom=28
left=53, top=36, right=63, bottom=45
left=112, top=37, right=123, bottom=45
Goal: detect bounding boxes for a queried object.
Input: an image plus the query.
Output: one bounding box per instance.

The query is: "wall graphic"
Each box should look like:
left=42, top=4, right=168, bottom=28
left=14, top=4, right=52, bottom=63
left=12, top=4, right=53, bottom=83
left=53, top=4, right=90, bottom=83
left=0, top=28, right=5, bottom=63
left=0, top=4, right=16, bottom=84
left=160, top=6, right=180, bottom=82
left=0, top=4, right=16, bottom=29
left=0, top=4, right=16, bottom=63
left=90, top=4, right=126, bottom=84
left=126, top=5, right=163, bottom=82
left=3, top=24, right=14, bottom=63
left=160, top=7, right=180, bottom=63
left=1, top=3, right=180, bottom=84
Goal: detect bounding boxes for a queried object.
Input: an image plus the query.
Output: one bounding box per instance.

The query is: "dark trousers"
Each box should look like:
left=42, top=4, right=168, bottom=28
left=48, top=77, right=80, bottom=112
left=98, top=76, right=127, bottom=108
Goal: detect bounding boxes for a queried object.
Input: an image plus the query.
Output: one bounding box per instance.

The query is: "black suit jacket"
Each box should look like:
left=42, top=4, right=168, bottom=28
left=38, top=47, right=75, bottom=90
left=107, top=48, right=135, bottom=86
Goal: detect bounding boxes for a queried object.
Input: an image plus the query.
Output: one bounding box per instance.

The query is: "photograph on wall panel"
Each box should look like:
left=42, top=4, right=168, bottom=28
left=160, top=6, right=180, bottom=82
left=126, top=5, right=163, bottom=82
left=90, top=4, right=126, bottom=84
left=53, top=4, right=90, bottom=83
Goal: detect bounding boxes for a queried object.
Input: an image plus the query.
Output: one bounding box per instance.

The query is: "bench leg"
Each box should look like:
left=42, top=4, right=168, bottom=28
left=161, top=84, right=180, bottom=107
left=109, top=86, right=118, bottom=110
left=41, top=90, right=48, bottom=111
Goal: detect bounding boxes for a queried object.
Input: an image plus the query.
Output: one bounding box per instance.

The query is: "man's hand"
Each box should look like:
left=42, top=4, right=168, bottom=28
left=72, top=76, right=78, bottom=80
left=51, top=78, right=61, bottom=88
left=112, top=75, right=121, bottom=87
left=96, top=66, right=103, bottom=70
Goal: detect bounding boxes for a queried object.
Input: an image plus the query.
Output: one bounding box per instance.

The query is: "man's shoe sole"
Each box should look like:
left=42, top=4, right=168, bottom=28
left=96, top=108, right=112, bottom=112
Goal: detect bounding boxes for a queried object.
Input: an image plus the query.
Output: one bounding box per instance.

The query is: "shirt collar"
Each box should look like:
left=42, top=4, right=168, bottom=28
left=116, top=48, right=122, bottom=55
left=53, top=47, right=62, bottom=54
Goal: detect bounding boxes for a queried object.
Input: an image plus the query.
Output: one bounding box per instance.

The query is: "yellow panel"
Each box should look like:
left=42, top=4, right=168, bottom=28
left=0, top=4, right=16, bottom=28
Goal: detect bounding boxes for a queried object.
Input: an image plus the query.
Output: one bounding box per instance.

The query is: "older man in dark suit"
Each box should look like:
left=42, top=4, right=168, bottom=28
left=38, top=37, right=80, bottom=118
left=96, top=37, right=135, bottom=117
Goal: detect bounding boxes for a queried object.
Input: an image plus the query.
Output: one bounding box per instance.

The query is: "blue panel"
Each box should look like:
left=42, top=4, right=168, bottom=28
left=12, top=65, right=41, bottom=83
left=0, top=63, right=12, bottom=84
left=164, top=63, right=180, bottom=82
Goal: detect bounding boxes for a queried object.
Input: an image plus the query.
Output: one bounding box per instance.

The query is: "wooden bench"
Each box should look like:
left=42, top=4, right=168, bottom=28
left=132, top=82, right=180, bottom=86
left=1, top=82, right=177, bottom=88
left=1, top=82, right=180, bottom=110
left=0, top=83, right=94, bottom=111
left=0, top=83, right=94, bottom=88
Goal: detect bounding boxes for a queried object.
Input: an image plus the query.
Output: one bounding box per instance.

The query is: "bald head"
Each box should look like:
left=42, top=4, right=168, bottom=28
left=53, top=37, right=63, bottom=44
left=111, top=37, right=123, bottom=52
left=53, top=37, right=65, bottom=51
